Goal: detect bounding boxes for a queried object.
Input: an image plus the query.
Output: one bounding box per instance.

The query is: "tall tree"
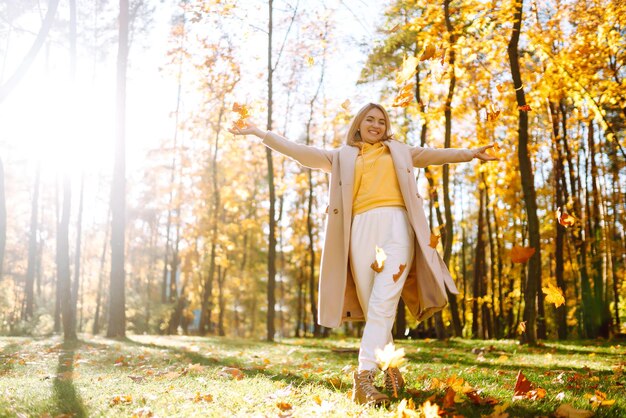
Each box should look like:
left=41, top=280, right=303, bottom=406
left=57, top=175, right=76, bottom=341
left=107, top=0, right=129, bottom=338
left=508, top=0, right=541, bottom=345
left=24, top=165, right=40, bottom=319
left=0, top=158, right=5, bottom=281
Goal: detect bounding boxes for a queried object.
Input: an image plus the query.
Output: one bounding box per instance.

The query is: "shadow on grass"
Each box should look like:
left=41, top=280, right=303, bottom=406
left=52, top=340, right=87, bottom=418
left=122, top=335, right=348, bottom=392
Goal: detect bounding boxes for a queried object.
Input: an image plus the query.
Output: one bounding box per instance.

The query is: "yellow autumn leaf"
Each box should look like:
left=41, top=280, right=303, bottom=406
left=396, top=54, right=419, bottom=86
left=396, top=398, right=419, bottom=417
left=542, top=284, right=565, bottom=308
left=419, top=400, right=441, bottom=418
left=517, top=321, right=527, bottom=335
left=375, top=342, right=405, bottom=371
left=341, top=99, right=351, bottom=110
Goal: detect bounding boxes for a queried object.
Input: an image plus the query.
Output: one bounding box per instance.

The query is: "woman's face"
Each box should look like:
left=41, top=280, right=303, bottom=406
left=358, top=107, right=386, bottom=144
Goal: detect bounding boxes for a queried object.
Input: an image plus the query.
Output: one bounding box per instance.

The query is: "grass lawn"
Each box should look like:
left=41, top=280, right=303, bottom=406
left=0, top=335, right=624, bottom=417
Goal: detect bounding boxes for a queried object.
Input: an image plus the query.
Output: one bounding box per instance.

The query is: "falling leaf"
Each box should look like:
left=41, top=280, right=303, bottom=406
left=341, top=99, right=351, bottom=110
left=306, top=56, right=314, bottom=66
left=370, top=246, right=387, bottom=273
left=396, top=54, right=419, bottom=86
left=231, top=102, right=250, bottom=130
left=554, top=404, right=595, bottom=418
left=218, top=366, right=244, bottom=380
left=542, top=284, right=565, bottom=308
left=486, top=103, right=501, bottom=122
left=510, top=246, right=535, bottom=263
left=517, top=321, right=527, bottom=335
left=429, top=233, right=440, bottom=249
left=375, top=342, right=405, bottom=371
left=420, top=44, right=437, bottom=61
left=392, top=264, right=407, bottom=282
left=518, top=104, right=532, bottom=111
left=496, top=83, right=506, bottom=93
left=392, top=83, right=415, bottom=108
left=557, top=207, right=577, bottom=227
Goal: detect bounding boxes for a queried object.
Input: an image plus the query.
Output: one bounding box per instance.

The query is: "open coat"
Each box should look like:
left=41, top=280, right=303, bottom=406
left=262, top=132, right=476, bottom=328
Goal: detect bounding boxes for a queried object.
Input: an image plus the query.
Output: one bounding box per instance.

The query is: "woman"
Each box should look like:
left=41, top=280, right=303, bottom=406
left=229, top=103, right=496, bottom=406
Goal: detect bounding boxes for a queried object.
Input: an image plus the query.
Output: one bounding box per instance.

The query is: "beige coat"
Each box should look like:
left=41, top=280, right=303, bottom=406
left=262, top=132, right=475, bottom=328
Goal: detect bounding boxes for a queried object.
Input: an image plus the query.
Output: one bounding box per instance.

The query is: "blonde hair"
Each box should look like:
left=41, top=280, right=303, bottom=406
left=345, top=103, right=394, bottom=147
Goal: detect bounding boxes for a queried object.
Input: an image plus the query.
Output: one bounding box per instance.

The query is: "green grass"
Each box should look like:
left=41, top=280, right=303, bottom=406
left=0, top=335, right=624, bottom=417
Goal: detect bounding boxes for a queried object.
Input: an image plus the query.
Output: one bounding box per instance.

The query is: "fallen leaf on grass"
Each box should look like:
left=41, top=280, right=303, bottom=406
left=110, top=394, right=133, bottom=406
left=554, top=403, right=595, bottom=418
left=420, top=400, right=441, bottom=418
left=131, top=406, right=154, bottom=417
left=218, top=366, right=244, bottom=380
left=482, top=402, right=510, bottom=418
left=585, top=390, right=615, bottom=407
left=397, top=398, right=419, bottom=417
left=276, top=402, right=292, bottom=411
left=466, top=390, right=499, bottom=405
left=513, top=371, right=546, bottom=400
left=193, top=392, right=213, bottom=403
left=128, top=375, right=144, bottom=383
left=442, top=387, right=456, bottom=408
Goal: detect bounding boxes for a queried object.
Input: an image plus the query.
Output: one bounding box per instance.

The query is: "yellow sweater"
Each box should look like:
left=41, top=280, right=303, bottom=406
left=352, top=141, right=405, bottom=216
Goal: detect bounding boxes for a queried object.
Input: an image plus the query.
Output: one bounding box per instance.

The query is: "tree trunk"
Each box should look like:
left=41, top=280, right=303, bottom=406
left=0, top=158, right=5, bottom=280
left=71, top=174, right=84, bottom=334
left=58, top=175, right=76, bottom=341
left=508, top=0, right=541, bottom=345
left=107, top=0, right=129, bottom=338
left=265, top=0, right=277, bottom=342
left=24, top=165, right=41, bottom=319
left=472, top=187, right=486, bottom=338
left=93, top=214, right=110, bottom=335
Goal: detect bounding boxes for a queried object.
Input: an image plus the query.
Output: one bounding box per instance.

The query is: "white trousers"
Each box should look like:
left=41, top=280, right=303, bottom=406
left=350, top=207, right=414, bottom=371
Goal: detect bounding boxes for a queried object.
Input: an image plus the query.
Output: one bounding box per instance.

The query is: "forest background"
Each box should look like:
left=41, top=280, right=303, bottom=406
left=0, top=0, right=624, bottom=347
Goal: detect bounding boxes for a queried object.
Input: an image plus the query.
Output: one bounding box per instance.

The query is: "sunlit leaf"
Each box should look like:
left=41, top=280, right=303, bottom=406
left=486, top=103, right=501, bottom=122
left=370, top=246, right=387, bottom=273
left=517, top=321, right=527, bottom=335
left=518, top=104, right=532, bottom=111
left=419, top=400, right=441, bottom=418
left=375, top=342, right=405, bottom=371
left=231, top=102, right=250, bottom=130
left=496, top=83, right=506, bottom=93
left=420, top=44, right=437, bottom=61
left=513, top=370, right=533, bottom=399
left=392, top=83, right=415, bottom=108
left=276, top=401, right=292, bottom=411
left=542, top=284, right=565, bottom=308
left=218, top=366, right=244, bottom=380
left=510, top=246, right=535, bottom=263
left=396, top=54, right=419, bottom=86
left=556, top=207, right=577, bottom=227
left=396, top=398, right=419, bottom=417
left=341, top=99, right=351, bottom=110
left=306, top=56, right=314, bottom=67
left=586, top=390, right=616, bottom=407
left=429, top=233, right=440, bottom=249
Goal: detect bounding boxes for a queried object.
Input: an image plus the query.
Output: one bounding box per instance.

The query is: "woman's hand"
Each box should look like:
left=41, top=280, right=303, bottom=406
left=472, top=144, right=499, bottom=161
left=228, top=122, right=264, bottom=138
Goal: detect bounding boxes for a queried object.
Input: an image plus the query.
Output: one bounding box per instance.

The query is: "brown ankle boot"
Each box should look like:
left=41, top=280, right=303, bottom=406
left=383, top=367, right=405, bottom=397
left=352, top=370, right=389, bottom=406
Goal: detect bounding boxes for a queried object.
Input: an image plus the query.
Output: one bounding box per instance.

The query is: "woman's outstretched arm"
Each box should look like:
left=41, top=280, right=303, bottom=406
left=410, top=143, right=497, bottom=168
left=229, top=123, right=333, bottom=173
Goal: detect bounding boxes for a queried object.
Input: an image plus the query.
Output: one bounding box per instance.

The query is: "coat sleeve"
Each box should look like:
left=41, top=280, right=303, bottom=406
left=262, top=131, right=333, bottom=173
left=410, top=145, right=475, bottom=168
